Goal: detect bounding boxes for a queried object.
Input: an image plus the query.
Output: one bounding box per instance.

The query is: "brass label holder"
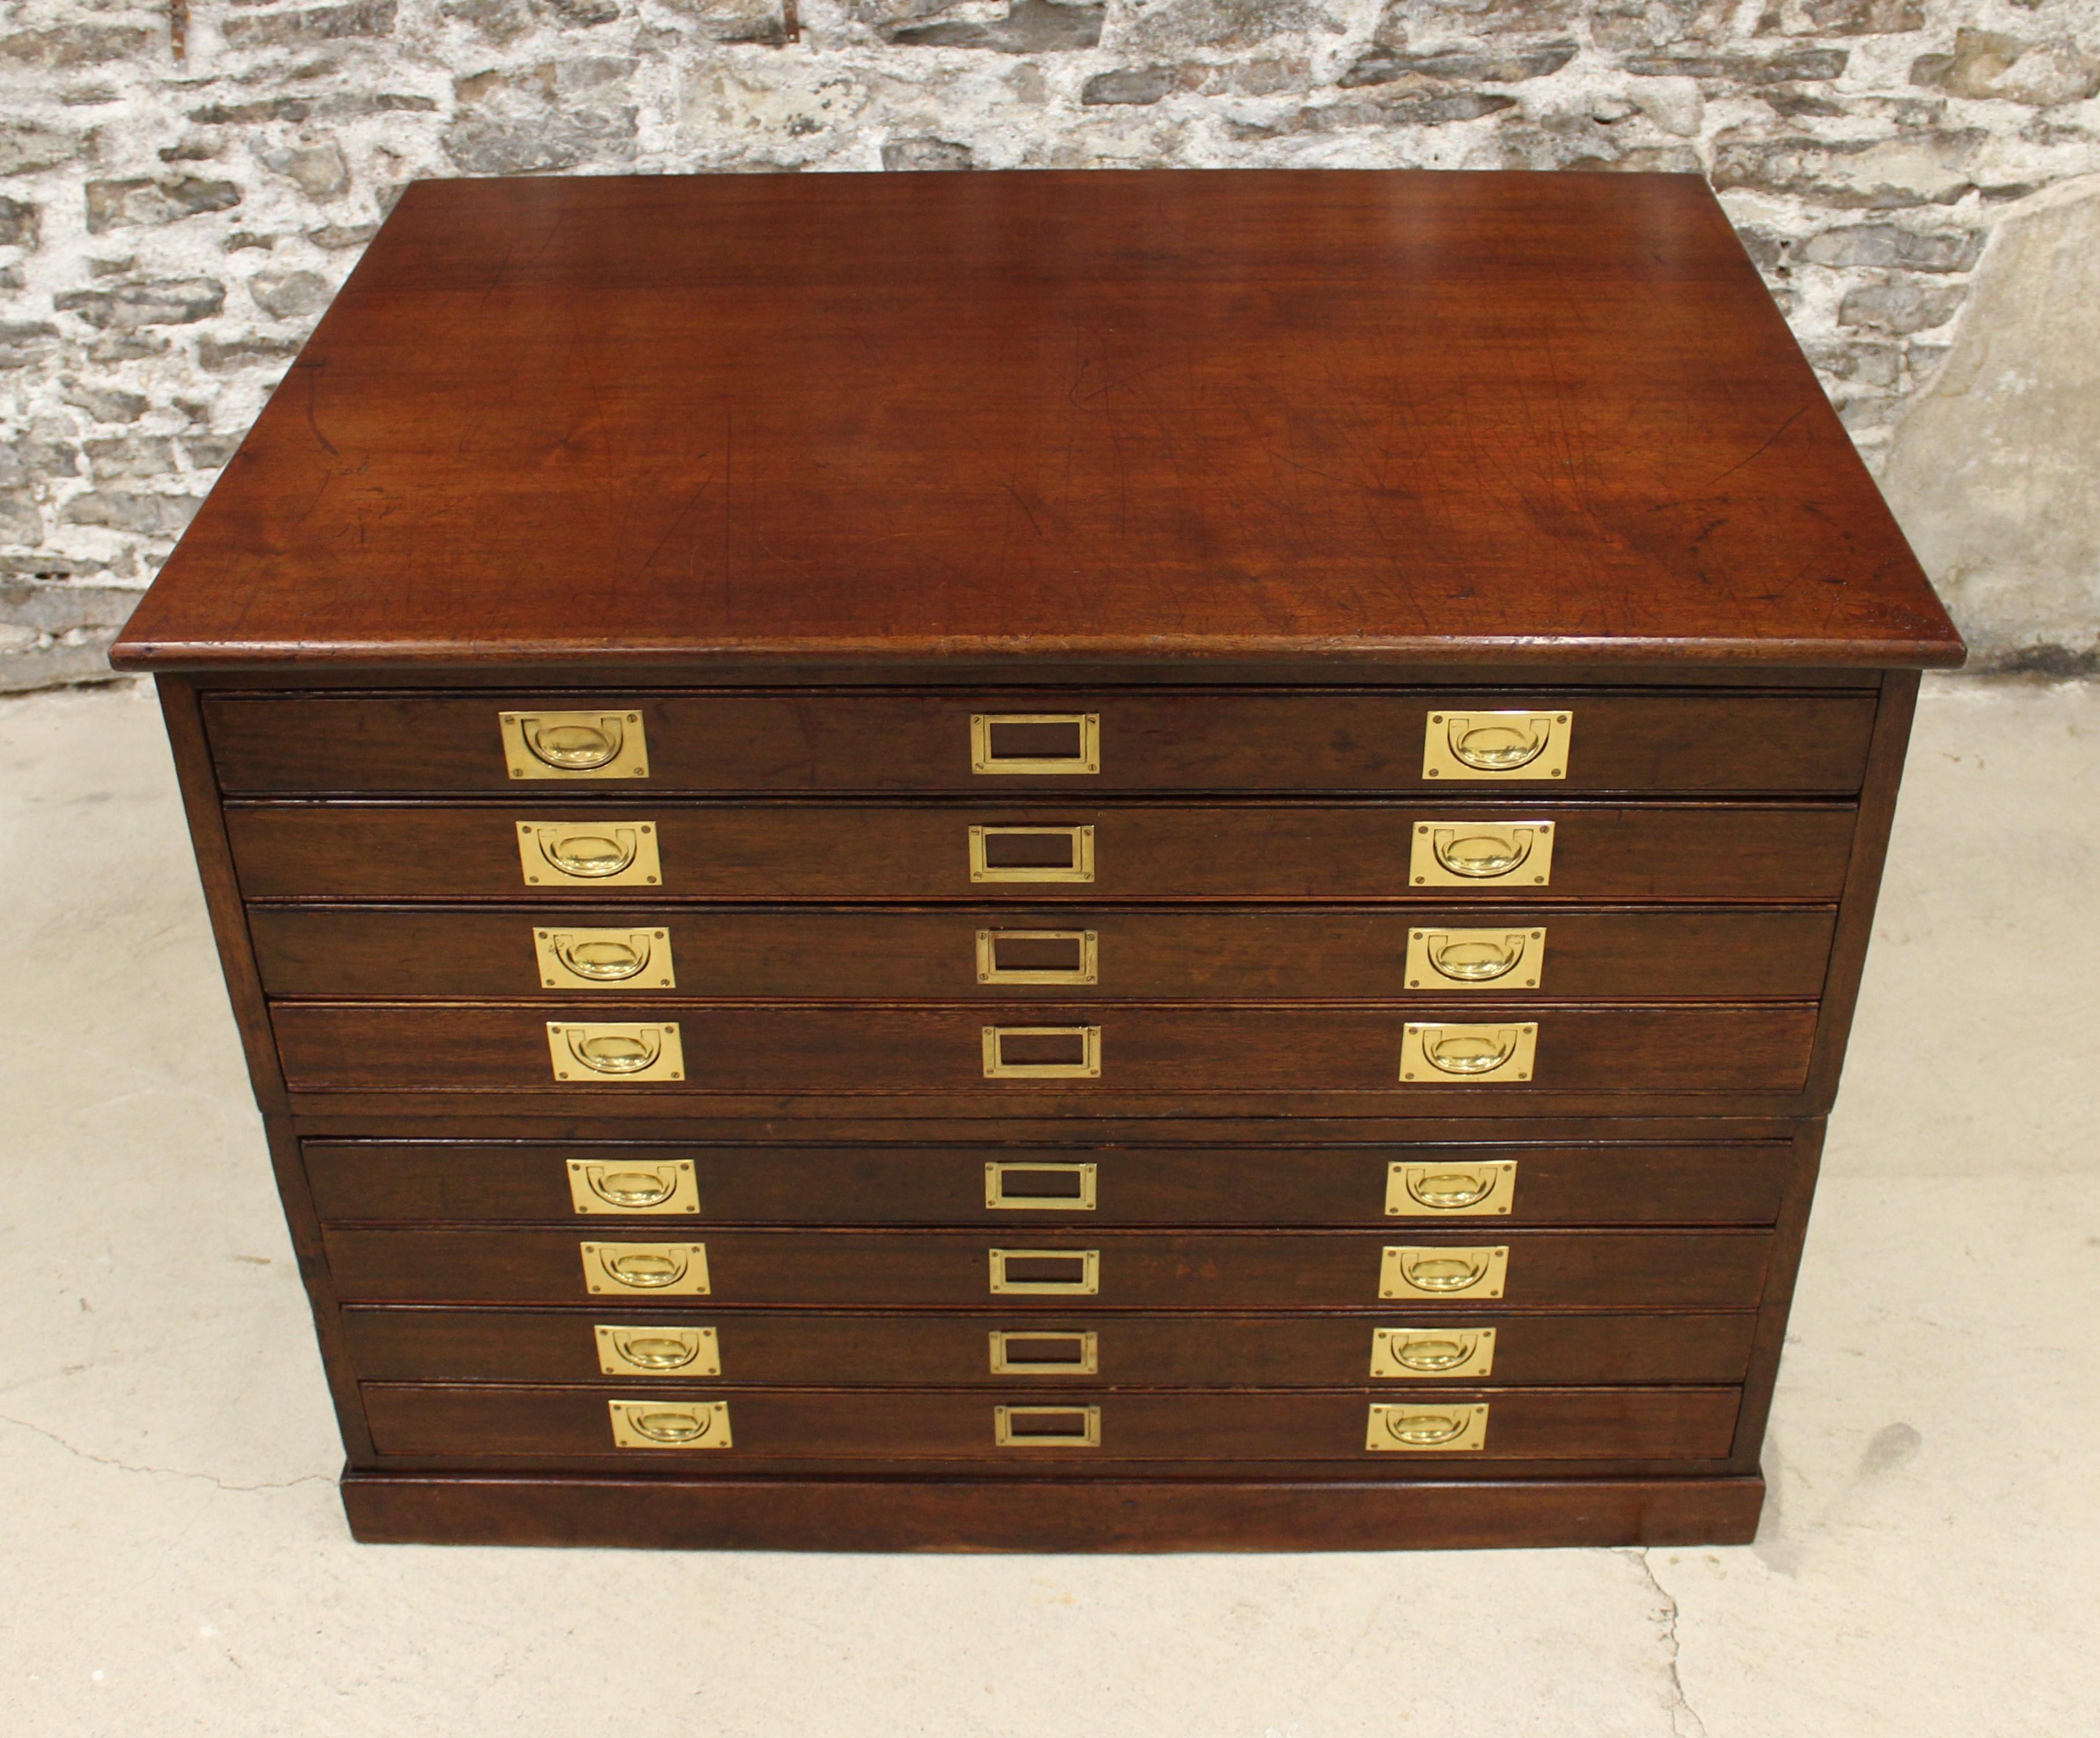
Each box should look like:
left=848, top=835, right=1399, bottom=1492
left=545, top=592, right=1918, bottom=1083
left=1383, top=1160, right=1516, bottom=1217
left=608, top=1399, right=731, bottom=1450
left=500, top=709, right=650, bottom=780
left=538, top=927, right=676, bottom=990
left=1420, top=710, right=1570, bottom=781
left=994, top=1404, right=1102, bottom=1447
left=1379, top=1244, right=1509, bottom=1300
left=548, top=1021, right=685, bottom=1084
left=988, top=1247, right=1100, bottom=1295
left=516, top=820, right=662, bottom=888
left=568, top=1159, right=700, bottom=1215
left=1409, top=821, right=1554, bottom=888
left=1365, top=1402, right=1489, bottom=1452
left=1399, top=1022, right=1537, bottom=1084
left=976, top=928, right=1100, bottom=985
left=1405, top=928, right=1543, bottom=991
left=582, top=1240, right=712, bottom=1296
left=968, top=824, right=1095, bottom=884
left=985, top=1161, right=1098, bottom=1210
left=989, top=1330, right=1100, bottom=1374
left=596, top=1325, right=720, bottom=1377
left=1370, top=1327, right=1497, bottom=1380
left=971, top=713, right=1101, bottom=776
left=983, top=1025, right=1102, bottom=1080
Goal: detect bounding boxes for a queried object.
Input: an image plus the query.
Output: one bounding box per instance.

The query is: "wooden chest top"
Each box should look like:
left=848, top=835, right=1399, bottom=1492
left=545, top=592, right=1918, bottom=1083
left=110, top=169, right=1961, bottom=674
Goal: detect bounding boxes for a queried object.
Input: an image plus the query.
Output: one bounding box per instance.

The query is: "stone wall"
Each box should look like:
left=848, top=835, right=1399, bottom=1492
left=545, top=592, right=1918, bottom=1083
left=3, top=0, right=2097, bottom=688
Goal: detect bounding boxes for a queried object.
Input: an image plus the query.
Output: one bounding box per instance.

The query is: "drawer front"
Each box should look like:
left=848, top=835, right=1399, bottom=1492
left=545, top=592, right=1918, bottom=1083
left=304, top=1139, right=1793, bottom=1227
left=272, top=1002, right=1819, bottom=1097
left=342, top=1306, right=1760, bottom=1387
left=203, top=690, right=1877, bottom=797
left=358, top=1381, right=1743, bottom=1465
left=321, top=1228, right=1773, bottom=1309
left=250, top=905, right=1838, bottom=1002
left=225, top=801, right=1858, bottom=904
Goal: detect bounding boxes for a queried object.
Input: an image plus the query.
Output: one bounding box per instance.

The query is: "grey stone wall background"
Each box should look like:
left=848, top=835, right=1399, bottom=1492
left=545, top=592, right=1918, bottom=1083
left=3, top=0, right=2097, bottom=688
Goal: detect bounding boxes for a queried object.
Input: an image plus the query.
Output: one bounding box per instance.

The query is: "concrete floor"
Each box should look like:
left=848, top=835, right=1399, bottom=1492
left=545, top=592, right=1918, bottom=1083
left=2, top=676, right=2095, bottom=1736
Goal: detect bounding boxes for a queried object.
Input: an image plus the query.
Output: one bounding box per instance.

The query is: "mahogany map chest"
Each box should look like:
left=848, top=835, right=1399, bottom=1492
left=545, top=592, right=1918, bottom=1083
left=111, top=169, right=1965, bottom=1551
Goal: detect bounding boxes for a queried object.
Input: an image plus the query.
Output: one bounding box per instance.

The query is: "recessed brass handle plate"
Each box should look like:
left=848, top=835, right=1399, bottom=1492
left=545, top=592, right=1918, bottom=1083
left=989, top=1247, right=1100, bottom=1295
left=994, top=1404, right=1101, bottom=1447
left=567, top=1159, right=699, bottom=1215
left=516, top=820, right=662, bottom=888
left=989, top=1330, right=1099, bottom=1374
left=1421, top=711, right=1569, bottom=781
left=983, top=1025, right=1102, bottom=1080
left=976, top=928, right=1100, bottom=985
left=1366, top=1402, right=1489, bottom=1452
left=1384, top=1160, right=1516, bottom=1217
left=596, top=1325, right=720, bottom=1377
left=1409, top=821, right=1554, bottom=888
left=971, top=713, right=1101, bottom=776
left=608, top=1399, right=730, bottom=1450
left=548, top=1021, right=684, bottom=1084
left=500, top=710, right=650, bottom=780
left=1405, top=928, right=1543, bottom=991
left=986, top=1161, right=1098, bottom=1210
left=582, top=1240, right=711, bottom=1296
left=969, top=824, right=1095, bottom=884
left=1400, top=1022, right=1537, bottom=1084
left=537, top=927, right=676, bottom=990
left=1380, top=1244, right=1508, bottom=1299
left=1371, top=1327, right=1497, bottom=1379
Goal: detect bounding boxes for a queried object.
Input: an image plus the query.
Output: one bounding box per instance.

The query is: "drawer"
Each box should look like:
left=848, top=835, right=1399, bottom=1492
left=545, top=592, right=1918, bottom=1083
left=320, top=1228, right=1773, bottom=1309
left=271, top=1002, right=1819, bottom=1097
left=250, top=904, right=1838, bottom=1001
left=341, top=1306, right=1761, bottom=1386
left=224, top=801, right=1858, bottom=904
left=303, top=1138, right=1793, bottom=1226
left=203, top=690, right=1878, bottom=796
left=358, top=1381, right=1744, bottom=1465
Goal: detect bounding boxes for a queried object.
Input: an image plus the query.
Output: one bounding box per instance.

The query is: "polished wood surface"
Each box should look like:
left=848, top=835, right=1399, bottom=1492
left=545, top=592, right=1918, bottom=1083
left=339, top=1306, right=1760, bottom=1386
left=301, top=1136, right=1794, bottom=1226
left=250, top=904, right=1839, bottom=1002
left=200, top=690, right=1879, bottom=795
left=110, top=172, right=1961, bottom=673
left=225, top=800, right=1860, bottom=903
left=321, top=1226, right=1772, bottom=1309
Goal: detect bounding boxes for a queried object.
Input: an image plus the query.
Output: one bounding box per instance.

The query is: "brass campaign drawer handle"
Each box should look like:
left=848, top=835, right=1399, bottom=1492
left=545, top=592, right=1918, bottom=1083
left=517, top=821, right=662, bottom=887
left=976, top=928, right=1099, bottom=985
left=971, top=713, right=1101, bottom=776
left=549, top=1022, right=684, bottom=1083
left=1410, top=822, right=1555, bottom=888
left=568, top=1159, right=699, bottom=1214
left=1406, top=929, right=1543, bottom=990
left=596, top=1325, right=720, bottom=1376
left=1385, top=1161, right=1515, bottom=1217
left=500, top=709, right=650, bottom=779
left=969, top=824, right=1095, bottom=884
left=582, top=1241, right=711, bottom=1295
left=986, top=1161, right=1098, bottom=1210
left=544, top=929, right=656, bottom=982
left=994, top=1404, right=1101, bottom=1447
left=1366, top=1403, right=1488, bottom=1452
left=608, top=1399, right=731, bottom=1449
left=1380, top=1244, right=1508, bottom=1299
left=1371, top=1327, right=1497, bottom=1379
left=989, top=1247, right=1099, bottom=1294
left=1401, top=1022, right=1536, bottom=1084
left=989, top=1330, right=1099, bottom=1374
left=1422, top=710, right=1570, bottom=780
left=983, top=1025, right=1101, bottom=1080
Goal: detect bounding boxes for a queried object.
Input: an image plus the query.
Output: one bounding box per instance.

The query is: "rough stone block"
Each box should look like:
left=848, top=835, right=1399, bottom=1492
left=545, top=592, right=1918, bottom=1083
left=1710, top=128, right=1982, bottom=208
left=0, top=124, right=81, bottom=177
left=62, top=382, right=151, bottom=423
left=259, top=143, right=350, bottom=200
left=1911, top=30, right=2100, bottom=109
left=1342, top=42, right=1576, bottom=88
left=58, top=492, right=203, bottom=536
left=84, top=438, right=181, bottom=480
left=1799, top=0, right=1923, bottom=33
left=249, top=270, right=331, bottom=320
left=197, top=336, right=303, bottom=372
left=0, top=196, right=40, bottom=249
left=1083, top=67, right=1175, bottom=105
left=0, top=25, right=154, bottom=66
left=85, top=178, right=243, bottom=235
left=658, top=0, right=790, bottom=42
left=1799, top=223, right=1984, bottom=272
left=1621, top=49, right=1846, bottom=83
left=881, top=136, right=975, bottom=169
left=220, top=0, right=401, bottom=49
left=888, top=0, right=1104, bottom=51
left=1839, top=280, right=1964, bottom=334
left=54, top=280, right=228, bottom=330
left=0, top=492, right=40, bottom=546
